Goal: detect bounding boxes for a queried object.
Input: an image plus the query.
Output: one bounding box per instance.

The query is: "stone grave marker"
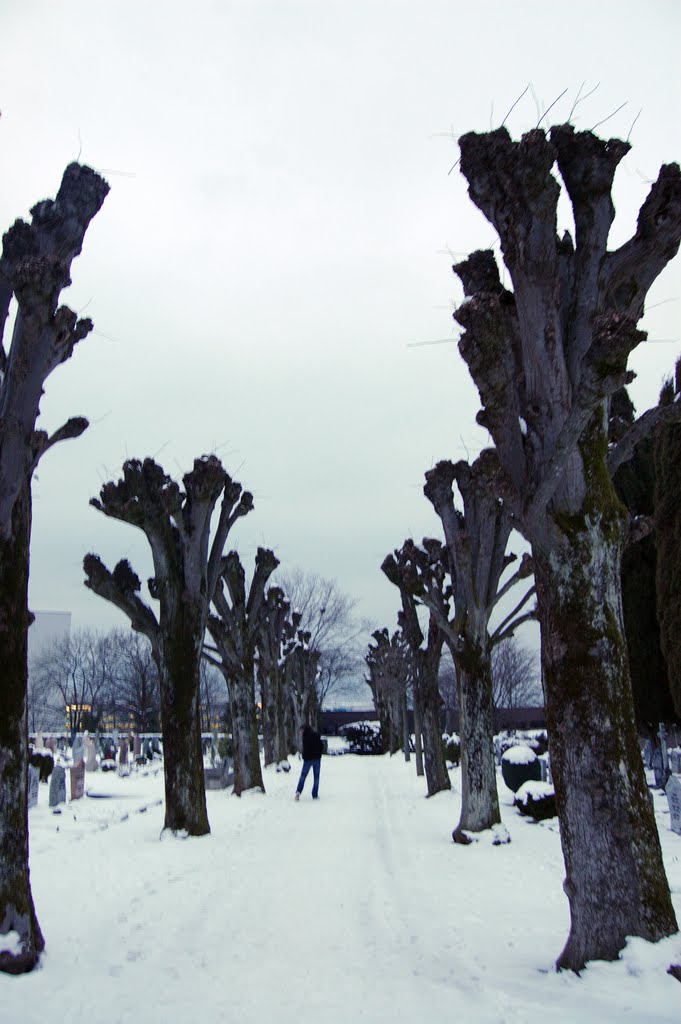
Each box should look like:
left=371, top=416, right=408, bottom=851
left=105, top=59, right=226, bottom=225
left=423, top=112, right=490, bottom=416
left=84, top=735, right=98, bottom=771
left=670, top=749, right=681, bottom=775
left=49, top=764, right=67, bottom=808
left=34, top=731, right=44, bottom=750
left=665, top=775, right=681, bottom=836
left=133, top=734, right=142, bottom=757
left=652, top=747, right=669, bottom=790
left=72, top=734, right=85, bottom=765
left=642, top=738, right=654, bottom=769
left=27, top=765, right=40, bottom=809
left=70, top=762, right=85, bottom=801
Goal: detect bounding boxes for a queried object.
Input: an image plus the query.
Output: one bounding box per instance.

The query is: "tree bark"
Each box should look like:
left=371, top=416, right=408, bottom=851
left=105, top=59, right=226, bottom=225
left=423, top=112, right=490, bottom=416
left=0, top=486, right=44, bottom=973
left=156, top=616, right=209, bottom=835
left=536, top=511, right=676, bottom=969
left=415, top=647, right=450, bottom=797
left=452, top=640, right=500, bottom=841
left=227, top=663, right=264, bottom=796
left=452, top=124, right=680, bottom=967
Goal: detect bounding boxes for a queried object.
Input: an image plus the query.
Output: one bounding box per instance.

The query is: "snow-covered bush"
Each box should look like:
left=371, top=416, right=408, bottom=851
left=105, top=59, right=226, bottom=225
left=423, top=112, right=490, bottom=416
left=442, top=734, right=460, bottom=766
left=513, top=780, right=556, bottom=821
left=501, top=744, right=542, bottom=793
left=339, top=721, right=383, bottom=755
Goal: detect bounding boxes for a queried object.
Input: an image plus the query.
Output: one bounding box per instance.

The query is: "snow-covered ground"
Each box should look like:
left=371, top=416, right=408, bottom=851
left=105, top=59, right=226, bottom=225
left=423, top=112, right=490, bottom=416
left=5, top=752, right=681, bottom=1022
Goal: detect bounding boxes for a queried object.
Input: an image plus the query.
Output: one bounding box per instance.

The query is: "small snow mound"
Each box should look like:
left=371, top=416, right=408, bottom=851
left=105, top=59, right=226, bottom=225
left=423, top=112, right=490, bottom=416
left=502, top=744, right=537, bottom=765
left=515, top=780, right=555, bottom=805
left=0, top=930, right=22, bottom=956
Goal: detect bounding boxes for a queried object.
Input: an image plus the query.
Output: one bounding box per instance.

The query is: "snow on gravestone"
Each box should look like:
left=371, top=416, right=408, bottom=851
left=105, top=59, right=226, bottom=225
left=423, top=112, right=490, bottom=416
left=665, top=775, right=681, bottom=836
left=70, top=762, right=85, bottom=801
left=27, top=765, right=40, bottom=810
left=49, top=764, right=66, bottom=808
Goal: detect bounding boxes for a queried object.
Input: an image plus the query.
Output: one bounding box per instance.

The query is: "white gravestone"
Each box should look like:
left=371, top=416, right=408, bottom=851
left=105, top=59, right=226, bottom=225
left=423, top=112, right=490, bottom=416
left=49, top=764, right=66, bottom=808
left=84, top=735, right=98, bottom=772
left=666, top=775, right=681, bottom=836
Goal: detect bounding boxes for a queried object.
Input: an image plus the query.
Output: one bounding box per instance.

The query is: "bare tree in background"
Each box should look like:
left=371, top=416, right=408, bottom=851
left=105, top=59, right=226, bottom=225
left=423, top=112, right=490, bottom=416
left=109, top=629, right=160, bottom=733
left=199, top=661, right=228, bottom=735
left=206, top=548, right=278, bottom=795
left=492, top=637, right=541, bottom=711
left=453, top=123, right=680, bottom=967
left=382, top=547, right=450, bottom=797
left=365, top=628, right=411, bottom=756
left=0, top=163, right=108, bottom=973
left=84, top=456, right=252, bottom=836
left=29, top=629, right=118, bottom=733
left=277, top=568, right=363, bottom=707
left=257, top=586, right=294, bottom=766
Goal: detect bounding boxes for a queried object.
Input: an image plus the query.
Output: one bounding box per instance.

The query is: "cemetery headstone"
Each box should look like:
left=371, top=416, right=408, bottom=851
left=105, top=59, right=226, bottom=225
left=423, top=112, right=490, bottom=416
left=652, top=747, right=669, bottom=790
left=133, top=734, right=142, bottom=757
left=70, top=762, right=85, bottom=801
left=72, top=734, right=85, bottom=765
left=665, top=775, right=681, bottom=836
left=118, top=741, right=128, bottom=769
left=643, top=738, right=654, bottom=769
left=49, top=764, right=66, bottom=808
left=27, top=765, right=40, bottom=809
left=34, top=731, right=44, bottom=750
left=84, top=735, right=98, bottom=771
left=670, top=749, right=681, bottom=775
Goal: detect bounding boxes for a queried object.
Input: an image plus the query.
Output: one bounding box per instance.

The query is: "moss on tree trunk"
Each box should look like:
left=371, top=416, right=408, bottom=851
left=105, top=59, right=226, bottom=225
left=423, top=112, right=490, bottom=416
left=537, top=511, right=677, bottom=970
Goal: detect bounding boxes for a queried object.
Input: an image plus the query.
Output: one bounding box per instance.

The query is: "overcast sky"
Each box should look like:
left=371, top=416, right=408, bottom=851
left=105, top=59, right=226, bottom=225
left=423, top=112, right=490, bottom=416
left=1, top=0, right=680, bottom=649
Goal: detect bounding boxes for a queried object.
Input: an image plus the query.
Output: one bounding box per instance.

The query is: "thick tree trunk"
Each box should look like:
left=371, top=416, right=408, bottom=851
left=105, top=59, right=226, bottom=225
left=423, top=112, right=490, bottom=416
left=417, top=664, right=450, bottom=797
left=157, top=619, right=209, bottom=836
left=452, top=641, right=500, bottom=841
left=228, top=665, right=264, bottom=796
left=536, top=518, right=677, bottom=971
left=0, top=487, right=44, bottom=972
left=260, top=665, right=288, bottom=766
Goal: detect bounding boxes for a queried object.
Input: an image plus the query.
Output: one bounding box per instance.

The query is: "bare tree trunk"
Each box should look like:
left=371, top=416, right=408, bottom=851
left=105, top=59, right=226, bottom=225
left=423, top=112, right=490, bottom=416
left=227, top=665, right=264, bottom=796
left=0, top=487, right=44, bottom=973
left=537, top=518, right=676, bottom=969
left=452, top=642, right=500, bottom=841
left=157, top=621, right=209, bottom=836
left=417, top=658, right=450, bottom=796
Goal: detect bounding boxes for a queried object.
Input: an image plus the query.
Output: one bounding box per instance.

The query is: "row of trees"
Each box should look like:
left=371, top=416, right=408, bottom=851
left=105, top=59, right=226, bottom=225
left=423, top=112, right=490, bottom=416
left=369, top=123, right=681, bottom=972
left=28, top=572, right=363, bottom=737
left=0, top=164, right=364, bottom=974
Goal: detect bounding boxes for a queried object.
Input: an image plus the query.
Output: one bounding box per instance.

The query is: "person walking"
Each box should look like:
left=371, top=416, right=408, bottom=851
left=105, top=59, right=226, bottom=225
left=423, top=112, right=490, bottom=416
left=294, top=723, right=323, bottom=800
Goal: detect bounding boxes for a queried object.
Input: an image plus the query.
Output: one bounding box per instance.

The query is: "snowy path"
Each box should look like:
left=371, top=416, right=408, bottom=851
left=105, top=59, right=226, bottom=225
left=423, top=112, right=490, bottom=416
left=5, top=754, right=681, bottom=1022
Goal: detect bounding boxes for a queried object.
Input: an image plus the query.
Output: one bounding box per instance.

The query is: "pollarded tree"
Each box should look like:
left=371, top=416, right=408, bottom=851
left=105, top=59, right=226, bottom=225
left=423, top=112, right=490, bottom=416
left=365, top=628, right=411, bottom=756
left=382, top=549, right=450, bottom=797
left=206, top=547, right=279, bottom=795
left=84, top=456, right=252, bottom=835
left=423, top=455, right=535, bottom=840
left=0, top=163, right=108, bottom=974
left=285, top=620, right=322, bottom=743
left=452, top=124, right=680, bottom=968
left=257, top=586, right=293, bottom=767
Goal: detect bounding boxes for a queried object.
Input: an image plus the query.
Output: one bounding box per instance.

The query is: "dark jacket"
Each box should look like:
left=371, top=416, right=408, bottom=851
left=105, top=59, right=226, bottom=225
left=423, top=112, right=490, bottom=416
left=301, top=725, right=323, bottom=761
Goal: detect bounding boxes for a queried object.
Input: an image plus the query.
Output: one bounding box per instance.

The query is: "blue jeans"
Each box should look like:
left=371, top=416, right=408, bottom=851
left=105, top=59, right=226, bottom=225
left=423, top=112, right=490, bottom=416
left=296, top=758, right=320, bottom=798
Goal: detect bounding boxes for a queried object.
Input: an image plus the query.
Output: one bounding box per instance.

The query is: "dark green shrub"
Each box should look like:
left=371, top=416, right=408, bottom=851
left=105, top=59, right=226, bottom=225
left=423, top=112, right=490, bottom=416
left=339, top=721, right=383, bottom=755
left=443, top=735, right=460, bottom=766
left=514, top=783, right=557, bottom=821
left=501, top=745, right=542, bottom=793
